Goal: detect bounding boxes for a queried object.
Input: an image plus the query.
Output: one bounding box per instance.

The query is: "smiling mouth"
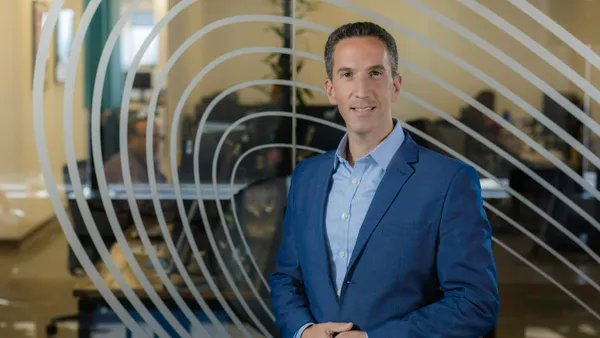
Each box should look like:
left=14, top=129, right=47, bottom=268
left=351, top=107, right=375, bottom=112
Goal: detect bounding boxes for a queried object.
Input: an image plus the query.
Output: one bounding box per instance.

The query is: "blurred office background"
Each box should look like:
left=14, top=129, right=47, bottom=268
left=0, top=0, right=600, bottom=337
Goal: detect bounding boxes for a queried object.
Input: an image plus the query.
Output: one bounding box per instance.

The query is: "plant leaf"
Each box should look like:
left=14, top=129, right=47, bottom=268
left=269, top=62, right=281, bottom=76
left=303, top=88, right=315, bottom=99
left=268, top=26, right=285, bottom=39
left=263, top=52, right=279, bottom=63
left=296, top=91, right=306, bottom=106
left=295, top=59, right=306, bottom=73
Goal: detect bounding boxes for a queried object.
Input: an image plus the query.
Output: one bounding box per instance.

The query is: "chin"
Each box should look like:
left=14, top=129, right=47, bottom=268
left=347, top=122, right=376, bottom=136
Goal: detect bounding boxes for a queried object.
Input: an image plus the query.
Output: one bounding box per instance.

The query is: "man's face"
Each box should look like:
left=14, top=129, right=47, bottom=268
left=129, top=120, right=162, bottom=158
left=324, top=36, right=402, bottom=137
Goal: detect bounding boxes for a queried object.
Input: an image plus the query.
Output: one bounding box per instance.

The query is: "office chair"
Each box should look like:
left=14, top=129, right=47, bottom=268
left=47, top=160, right=94, bottom=337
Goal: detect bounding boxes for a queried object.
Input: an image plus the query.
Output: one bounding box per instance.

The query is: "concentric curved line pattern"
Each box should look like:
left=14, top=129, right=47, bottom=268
left=153, top=19, right=335, bottom=338
left=320, top=0, right=600, bottom=200
left=181, top=42, right=599, bottom=269
left=64, top=0, right=172, bottom=335
left=192, top=83, right=331, bottom=337
left=491, top=237, right=600, bottom=321
left=173, top=44, right=600, bottom=335
left=401, top=0, right=600, bottom=141
left=398, top=56, right=600, bottom=234
left=128, top=3, right=232, bottom=338
left=402, top=90, right=600, bottom=264
left=456, top=0, right=600, bottom=107
left=89, top=0, right=192, bottom=336
left=118, top=0, right=225, bottom=336
left=141, top=12, right=600, bottom=334
left=209, top=77, right=600, bottom=269
left=165, top=47, right=324, bottom=322
left=195, top=79, right=600, bottom=321
left=179, top=44, right=600, bottom=242
left=506, top=0, right=600, bottom=72
left=33, top=0, right=145, bottom=335
left=149, top=47, right=317, bottom=323
left=400, top=124, right=600, bottom=293
left=216, top=110, right=600, bottom=303
left=223, top=124, right=600, bottom=306
left=209, top=112, right=347, bottom=309
left=148, top=18, right=333, bottom=338
left=224, top=130, right=600, bottom=321
left=228, top=143, right=324, bottom=293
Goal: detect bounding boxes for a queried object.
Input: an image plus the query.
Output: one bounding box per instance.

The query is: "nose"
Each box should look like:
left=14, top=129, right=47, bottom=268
left=353, top=76, right=370, bottom=99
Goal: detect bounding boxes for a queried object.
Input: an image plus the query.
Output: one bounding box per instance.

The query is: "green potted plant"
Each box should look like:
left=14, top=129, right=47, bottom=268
left=258, top=0, right=319, bottom=107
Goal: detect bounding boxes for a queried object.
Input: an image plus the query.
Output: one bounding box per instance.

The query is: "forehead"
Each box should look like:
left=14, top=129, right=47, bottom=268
left=333, top=36, right=390, bottom=70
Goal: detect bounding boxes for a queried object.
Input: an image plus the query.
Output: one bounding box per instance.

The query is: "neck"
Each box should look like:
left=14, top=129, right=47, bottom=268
left=346, top=119, right=394, bottom=167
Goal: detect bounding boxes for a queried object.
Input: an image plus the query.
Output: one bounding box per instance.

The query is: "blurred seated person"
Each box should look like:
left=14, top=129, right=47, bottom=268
left=105, top=116, right=166, bottom=184
left=104, top=117, right=175, bottom=223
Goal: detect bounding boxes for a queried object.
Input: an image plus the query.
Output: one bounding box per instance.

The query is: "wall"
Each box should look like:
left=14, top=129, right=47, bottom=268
left=0, top=0, right=23, bottom=177
left=553, top=0, right=600, bottom=154
left=164, top=0, right=588, bottom=119
left=0, top=0, right=88, bottom=186
left=165, top=0, right=599, bottom=157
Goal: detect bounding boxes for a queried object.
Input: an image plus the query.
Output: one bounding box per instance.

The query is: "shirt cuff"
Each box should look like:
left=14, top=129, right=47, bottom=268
left=294, top=322, right=314, bottom=338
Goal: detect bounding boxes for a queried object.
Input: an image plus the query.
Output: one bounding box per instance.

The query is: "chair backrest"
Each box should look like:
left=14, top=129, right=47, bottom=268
left=62, top=160, right=88, bottom=187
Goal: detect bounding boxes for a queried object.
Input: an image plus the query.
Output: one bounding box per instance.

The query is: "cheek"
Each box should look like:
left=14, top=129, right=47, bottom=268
left=334, top=85, right=351, bottom=100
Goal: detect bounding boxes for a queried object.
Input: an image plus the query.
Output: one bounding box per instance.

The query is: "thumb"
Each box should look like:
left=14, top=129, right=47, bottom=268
left=327, top=322, right=353, bottom=331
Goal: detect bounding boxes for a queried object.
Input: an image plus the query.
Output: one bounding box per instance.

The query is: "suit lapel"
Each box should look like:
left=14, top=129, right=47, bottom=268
left=345, top=132, right=420, bottom=274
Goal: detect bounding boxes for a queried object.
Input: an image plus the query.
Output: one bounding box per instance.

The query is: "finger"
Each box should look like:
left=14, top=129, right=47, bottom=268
left=325, top=322, right=353, bottom=331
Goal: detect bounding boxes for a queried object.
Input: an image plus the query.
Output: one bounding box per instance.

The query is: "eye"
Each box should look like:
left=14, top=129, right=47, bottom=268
left=370, top=70, right=383, bottom=77
left=341, top=72, right=352, bottom=78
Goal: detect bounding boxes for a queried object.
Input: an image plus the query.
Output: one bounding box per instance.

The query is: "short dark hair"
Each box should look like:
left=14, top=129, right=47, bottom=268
left=324, top=21, right=399, bottom=80
left=127, top=115, right=146, bottom=140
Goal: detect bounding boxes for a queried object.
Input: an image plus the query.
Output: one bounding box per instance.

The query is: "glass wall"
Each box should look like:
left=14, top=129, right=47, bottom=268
left=0, top=0, right=598, bottom=337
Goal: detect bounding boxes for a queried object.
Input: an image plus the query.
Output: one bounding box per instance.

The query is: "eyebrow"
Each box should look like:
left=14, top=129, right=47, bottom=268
left=336, top=64, right=387, bottom=74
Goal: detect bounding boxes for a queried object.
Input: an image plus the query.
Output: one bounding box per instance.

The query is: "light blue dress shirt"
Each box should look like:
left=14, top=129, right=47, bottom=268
left=294, top=119, right=405, bottom=338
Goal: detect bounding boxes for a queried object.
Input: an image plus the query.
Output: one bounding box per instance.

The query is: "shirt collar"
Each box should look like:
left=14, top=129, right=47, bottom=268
left=334, top=118, right=405, bottom=170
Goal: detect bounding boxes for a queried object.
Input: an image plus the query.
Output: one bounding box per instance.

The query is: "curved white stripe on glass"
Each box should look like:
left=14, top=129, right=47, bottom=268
left=229, top=144, right=325, bottom=293
left=492, top=237, right=600, bottom=321
left=401, top=124, right=600, bottom=293
left=506, top=0, right=600, bottom=72
left=457, top=0, right=600, bottom=108
left=33, top=0, right=146, bottom=335
left=321, top=0, right=600, bottom=202
left=402, top=0, right=600, bottom=145
left=119, top=0, right=228, bottom=335
left=177, top=41, right=599, bottom=267
left=398, top=58, right=600, bottom=234
left=89, top=0, right=196, bottom=336
left=212, top=114, right=345, bottom=295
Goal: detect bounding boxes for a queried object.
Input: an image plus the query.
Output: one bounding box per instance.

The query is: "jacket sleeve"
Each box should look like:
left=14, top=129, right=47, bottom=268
left=269, top=163, right=316, bottom=338
left=367, top=165, right=500, bottom=338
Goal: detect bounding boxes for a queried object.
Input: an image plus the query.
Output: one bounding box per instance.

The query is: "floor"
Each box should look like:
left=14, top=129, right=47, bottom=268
left=0, top=219, right=599, bottom=338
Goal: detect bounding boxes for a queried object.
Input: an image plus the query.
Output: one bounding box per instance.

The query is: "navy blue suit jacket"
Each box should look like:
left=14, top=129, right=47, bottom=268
left=270, top=132, right=499, bottom=338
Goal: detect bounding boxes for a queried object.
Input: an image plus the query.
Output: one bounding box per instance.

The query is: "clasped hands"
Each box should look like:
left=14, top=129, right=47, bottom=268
left=301, top=322, right=366, bottom=338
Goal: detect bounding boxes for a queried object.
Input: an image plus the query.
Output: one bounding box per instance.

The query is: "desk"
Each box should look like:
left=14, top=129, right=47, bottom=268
left=64, top=183, right=248, bottom=201
left=67, top=241, right=267, bottom=338
left=63, top=183, right=249, bottom=279
left=480, top=178, right=510, bottom=199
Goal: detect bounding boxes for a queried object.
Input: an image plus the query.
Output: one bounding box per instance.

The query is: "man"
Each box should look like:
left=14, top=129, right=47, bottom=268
left=103, top=116, right=174, bottom=228
left=104, top=116, right=166, bottom=185
left=269, top=22, right=499, bottom=338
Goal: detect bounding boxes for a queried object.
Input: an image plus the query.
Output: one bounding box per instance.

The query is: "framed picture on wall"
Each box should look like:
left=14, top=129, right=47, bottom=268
left=32, top=1, right=49, bottom=89
left=55, top=8, right=74, bottom=84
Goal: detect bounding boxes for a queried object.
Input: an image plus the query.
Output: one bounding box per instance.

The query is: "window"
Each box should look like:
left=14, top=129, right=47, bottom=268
left=120, top=11, right=158, bottom=69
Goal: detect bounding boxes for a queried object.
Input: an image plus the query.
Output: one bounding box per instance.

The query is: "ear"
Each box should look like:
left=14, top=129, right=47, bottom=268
left=390, top=73, right=402, bottom=103
left=324, top=77, right=337, bottom=105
